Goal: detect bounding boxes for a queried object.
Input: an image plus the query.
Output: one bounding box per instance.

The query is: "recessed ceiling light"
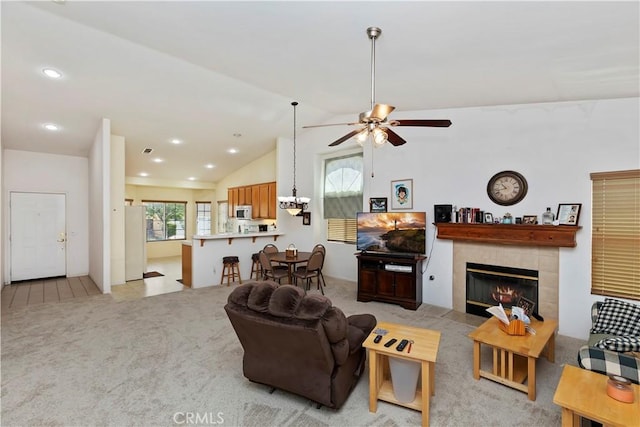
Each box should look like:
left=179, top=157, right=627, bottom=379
left=205, top=164, right=215, bottom=169
left=171, top=139, right=182, bottom=144
left=42, top=68, right=62, bottom=79
left=228, top=148, right=238, bottom=154
left=139, top=172, right=149, bottom=177
left=43, top=123, right=59, bottom=131
left=188, top=177, right=197, bottom=181
left=152, top=158, right=164, bottom=163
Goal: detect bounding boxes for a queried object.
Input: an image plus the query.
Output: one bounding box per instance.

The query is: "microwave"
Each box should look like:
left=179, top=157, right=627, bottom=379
left=235, top=205, right=252, bottom=220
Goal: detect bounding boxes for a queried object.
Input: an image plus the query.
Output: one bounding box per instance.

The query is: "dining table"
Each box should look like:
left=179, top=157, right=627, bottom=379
left=268, top=251, right=312, bottom=284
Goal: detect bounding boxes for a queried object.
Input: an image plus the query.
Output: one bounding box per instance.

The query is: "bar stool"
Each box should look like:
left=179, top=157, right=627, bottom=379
left=220, top=256, right=242, bottom=286
left=250, top=252, right=262, bottom=280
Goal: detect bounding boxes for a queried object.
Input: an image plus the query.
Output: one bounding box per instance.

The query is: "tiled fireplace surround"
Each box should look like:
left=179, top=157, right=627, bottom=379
left=453, top=242, right=559, bottom=320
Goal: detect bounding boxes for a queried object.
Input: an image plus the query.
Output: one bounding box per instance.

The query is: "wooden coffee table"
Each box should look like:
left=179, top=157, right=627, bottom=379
left=554, top=365, right=639, bottom=427
left=363, top=322, right=441, bottom=427
left=468, top=316, right=558, bottom=400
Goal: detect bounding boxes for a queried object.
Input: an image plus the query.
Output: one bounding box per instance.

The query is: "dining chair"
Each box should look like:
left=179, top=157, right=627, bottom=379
left=263, top=243, right=286, bottom=267
left=292, top=250, right=324, bottom=294
left=312, top=244, right=326, bottom=288
left=297, top=244, right=327, bottom=288
left=262, top=243, right=279, bottom=254
left=258, top=250, right=288, bottom=284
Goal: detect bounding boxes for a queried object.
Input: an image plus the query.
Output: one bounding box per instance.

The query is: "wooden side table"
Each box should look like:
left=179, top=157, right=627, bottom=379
left=362, top=322, right=441, bottom=427
left=468, top=316, right=558, bottom=401
left=553, top=365, right=639, bottom=427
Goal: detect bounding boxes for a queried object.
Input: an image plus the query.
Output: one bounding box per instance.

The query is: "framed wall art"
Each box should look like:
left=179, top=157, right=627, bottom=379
left=302, top=212, right=311, bottom=226
left=391, top=179, right=413, bottom=210
left=557, top=203, right=581, bottom=226
left=369, top=197, right=387, bottom=213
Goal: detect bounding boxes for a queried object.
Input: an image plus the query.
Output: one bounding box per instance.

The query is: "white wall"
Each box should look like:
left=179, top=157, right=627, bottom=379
left=290, top=97, right=639, bottom=339
left=2, top=150, right=90, bottom=283
left=110, top=134, right=126, bottom=285
left=88, top=119, right=111, bottom=293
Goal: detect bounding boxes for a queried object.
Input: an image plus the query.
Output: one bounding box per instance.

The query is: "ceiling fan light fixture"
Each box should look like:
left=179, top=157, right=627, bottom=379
left=373, top=127, right=388, bottom=146
left=303, top=26, right=451, bottom=148
left=355, top=129, right=369, bottom=145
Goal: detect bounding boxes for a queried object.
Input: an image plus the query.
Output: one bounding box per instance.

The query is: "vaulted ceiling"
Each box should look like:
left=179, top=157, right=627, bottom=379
left=2, top=1, right=638, bottom=186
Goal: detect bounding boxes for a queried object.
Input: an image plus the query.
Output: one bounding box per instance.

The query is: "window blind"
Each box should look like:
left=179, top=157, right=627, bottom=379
left=324, top=153, right=362, bottom=244
left=591, top=169, right=640, bottom=301
left=327, top=218, right=357, bottom=244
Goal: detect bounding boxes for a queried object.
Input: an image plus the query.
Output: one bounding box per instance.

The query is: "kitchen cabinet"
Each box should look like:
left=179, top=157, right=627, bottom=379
left=228, top=187, right=239, bottom=217
left=356, top=252, right=425, bottom=310
left=228, top=181, right=276, bottom=219
left=251, top=185, right=261, bottom=218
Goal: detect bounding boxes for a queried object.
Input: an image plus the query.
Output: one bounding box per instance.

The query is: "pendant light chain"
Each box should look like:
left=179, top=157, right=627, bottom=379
left=292, top=101, right=298, bottom=194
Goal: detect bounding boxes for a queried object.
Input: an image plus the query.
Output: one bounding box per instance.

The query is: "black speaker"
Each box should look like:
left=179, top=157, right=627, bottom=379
left=434, top=204, right=452, bottom=223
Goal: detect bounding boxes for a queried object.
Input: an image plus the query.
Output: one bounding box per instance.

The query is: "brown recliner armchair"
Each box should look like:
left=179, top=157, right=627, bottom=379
left=224, top=281, right=377, bottom=409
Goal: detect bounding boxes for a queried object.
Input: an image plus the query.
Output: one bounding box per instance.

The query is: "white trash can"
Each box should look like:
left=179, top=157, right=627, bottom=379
left=388, top=357, right=421, bottom=403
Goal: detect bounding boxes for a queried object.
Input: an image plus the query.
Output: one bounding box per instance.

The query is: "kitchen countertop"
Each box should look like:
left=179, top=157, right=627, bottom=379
left=191, top=232, right=284, bottom=246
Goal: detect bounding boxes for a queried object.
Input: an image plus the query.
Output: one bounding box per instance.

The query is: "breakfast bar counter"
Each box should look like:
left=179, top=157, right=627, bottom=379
left=183, top=232, right=284, bottom=288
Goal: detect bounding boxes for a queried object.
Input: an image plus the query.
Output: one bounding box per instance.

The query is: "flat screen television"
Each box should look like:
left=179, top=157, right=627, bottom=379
left=356, top=212, right=427, bottom=256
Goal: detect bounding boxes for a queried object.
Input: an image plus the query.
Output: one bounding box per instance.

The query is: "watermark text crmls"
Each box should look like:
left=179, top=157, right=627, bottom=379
left=173, top=411, right=224, bottom=425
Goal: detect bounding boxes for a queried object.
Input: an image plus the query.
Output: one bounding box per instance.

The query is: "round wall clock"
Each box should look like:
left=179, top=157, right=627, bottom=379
left=487, top=170, right=528, bottom=206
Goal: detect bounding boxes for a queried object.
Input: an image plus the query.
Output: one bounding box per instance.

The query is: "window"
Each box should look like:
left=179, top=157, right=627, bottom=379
left=142, top=200, right=187, bottom=241
left=591, top=169, right=640, bottom=301
left=324, top=153, right=363, bottom=243
left=196, top=201, right=212, bottom=235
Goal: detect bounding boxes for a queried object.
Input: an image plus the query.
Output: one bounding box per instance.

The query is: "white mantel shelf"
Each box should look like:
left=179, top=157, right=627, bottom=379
left=436, top=223, right=581, bottom=247
left=193, top=232, right=283, bottom=246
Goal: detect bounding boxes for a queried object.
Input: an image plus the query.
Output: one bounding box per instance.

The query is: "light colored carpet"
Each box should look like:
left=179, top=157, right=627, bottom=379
left=1, top=277, right=585, bottom=426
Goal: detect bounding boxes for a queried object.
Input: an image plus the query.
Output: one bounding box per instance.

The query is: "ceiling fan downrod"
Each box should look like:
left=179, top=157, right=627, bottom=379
left=367, top=26, right=382, bottom=111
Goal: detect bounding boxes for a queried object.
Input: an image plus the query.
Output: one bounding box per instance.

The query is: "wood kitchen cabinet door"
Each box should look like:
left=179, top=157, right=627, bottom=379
left=251, top=185, right=261, bottom=218
left=267, top=182, right=277, bottom=219
left=228, top=188, right=239, bottom=217
left=258, top=184, right=270, bottom=219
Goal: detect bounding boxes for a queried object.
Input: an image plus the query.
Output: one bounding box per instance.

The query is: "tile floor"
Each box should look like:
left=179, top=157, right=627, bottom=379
left=110, top=256, right=185, bottom=301
left=1, top=256, right=186, bottom=310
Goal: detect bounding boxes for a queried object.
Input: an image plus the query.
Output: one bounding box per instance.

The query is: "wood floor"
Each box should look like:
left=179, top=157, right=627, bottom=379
left=1, top=276, right=101, bottom=310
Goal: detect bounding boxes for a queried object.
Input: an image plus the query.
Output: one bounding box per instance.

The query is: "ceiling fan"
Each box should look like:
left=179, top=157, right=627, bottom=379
left=303, top=26, right=452, bottom=147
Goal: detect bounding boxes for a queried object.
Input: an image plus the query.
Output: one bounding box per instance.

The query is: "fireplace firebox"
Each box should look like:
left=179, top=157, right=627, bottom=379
left=466, top=262, right=538, bottom=318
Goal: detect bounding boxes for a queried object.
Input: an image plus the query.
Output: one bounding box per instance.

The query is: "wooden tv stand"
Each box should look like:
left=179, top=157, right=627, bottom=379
left=356, top=252, right=425, bottom=310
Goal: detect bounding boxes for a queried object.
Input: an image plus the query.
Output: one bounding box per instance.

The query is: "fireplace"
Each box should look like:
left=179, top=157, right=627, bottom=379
left=466, top=263, right=538, bottom=318
left=452, top=242, right=559, bottom=320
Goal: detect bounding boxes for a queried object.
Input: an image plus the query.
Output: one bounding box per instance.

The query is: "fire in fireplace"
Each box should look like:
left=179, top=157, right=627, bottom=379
left=466, top=262, right=538, bottom=318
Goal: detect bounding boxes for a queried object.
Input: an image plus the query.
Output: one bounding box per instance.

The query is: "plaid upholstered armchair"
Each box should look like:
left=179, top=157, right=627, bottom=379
left=577, top=299, right=640, bottom=384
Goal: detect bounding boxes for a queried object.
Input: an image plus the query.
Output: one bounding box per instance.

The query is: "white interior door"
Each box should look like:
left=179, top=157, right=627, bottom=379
left=10, top=192, right=66, bottom=281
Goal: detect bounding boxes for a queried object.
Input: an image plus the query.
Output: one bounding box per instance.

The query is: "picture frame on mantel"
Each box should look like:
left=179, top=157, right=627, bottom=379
left=557, top=203, right=581, bottom=226
left=391, top=179, right=413, bottom=210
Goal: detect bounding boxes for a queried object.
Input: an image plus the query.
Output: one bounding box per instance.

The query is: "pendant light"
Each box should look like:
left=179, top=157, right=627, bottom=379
left=278, top=101, right=310, bottom=216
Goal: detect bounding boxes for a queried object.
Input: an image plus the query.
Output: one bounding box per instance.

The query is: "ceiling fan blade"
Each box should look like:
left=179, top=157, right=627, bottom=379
left=303, top=122, right=359, bottom=129
left=329, top=129, right=363, bottom=147
left=385, top=128, right=407, bottom=146
left=391, top=119, right=452, bottom=127
left=370, top=104, right=395, bottom=121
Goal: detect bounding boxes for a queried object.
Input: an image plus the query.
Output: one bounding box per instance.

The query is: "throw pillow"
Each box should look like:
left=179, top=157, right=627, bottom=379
left=590, top=298, right=640, bottom=336
left=594, top=336, right=640, bottom=353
